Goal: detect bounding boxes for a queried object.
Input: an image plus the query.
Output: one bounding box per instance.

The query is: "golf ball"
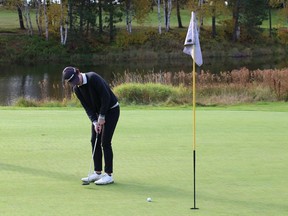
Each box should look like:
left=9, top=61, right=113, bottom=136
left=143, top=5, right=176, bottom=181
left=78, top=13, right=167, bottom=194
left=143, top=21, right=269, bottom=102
left=147, top=197, right=152, bottom=202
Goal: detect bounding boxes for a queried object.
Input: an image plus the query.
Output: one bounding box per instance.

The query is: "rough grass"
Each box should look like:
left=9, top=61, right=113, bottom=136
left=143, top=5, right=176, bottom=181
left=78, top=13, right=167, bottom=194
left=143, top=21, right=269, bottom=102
left=0, top=8, right=26, bottom=30
left=113, top=83, right=183, bottom=105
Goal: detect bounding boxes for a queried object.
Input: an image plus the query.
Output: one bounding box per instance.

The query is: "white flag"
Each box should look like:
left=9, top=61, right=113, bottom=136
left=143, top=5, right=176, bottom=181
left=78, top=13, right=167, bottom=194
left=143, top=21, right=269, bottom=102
left=183, top=12, right=203, bottom=66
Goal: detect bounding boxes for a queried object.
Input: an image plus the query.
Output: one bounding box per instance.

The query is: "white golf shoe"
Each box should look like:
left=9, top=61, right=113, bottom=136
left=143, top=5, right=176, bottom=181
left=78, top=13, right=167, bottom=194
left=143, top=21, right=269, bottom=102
left=94, top=173, right=114, bottom=185
left=81, top=172, right=102, bottom=183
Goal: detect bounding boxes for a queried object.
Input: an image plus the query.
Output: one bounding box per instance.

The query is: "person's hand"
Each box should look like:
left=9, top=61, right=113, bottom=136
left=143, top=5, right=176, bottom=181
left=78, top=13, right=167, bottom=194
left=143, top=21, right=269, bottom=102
left=93, top=121, right=102, bottom=134
left=96, top=115, right=105, bottom=133
left=96, top=122, right=103, bottom=133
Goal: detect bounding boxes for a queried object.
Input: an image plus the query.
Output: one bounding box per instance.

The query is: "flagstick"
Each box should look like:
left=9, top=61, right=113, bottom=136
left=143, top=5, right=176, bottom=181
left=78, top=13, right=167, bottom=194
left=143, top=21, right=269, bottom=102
left=183, top=11, right=202, bottom=210
left=191, top=55, right=199, bottom=210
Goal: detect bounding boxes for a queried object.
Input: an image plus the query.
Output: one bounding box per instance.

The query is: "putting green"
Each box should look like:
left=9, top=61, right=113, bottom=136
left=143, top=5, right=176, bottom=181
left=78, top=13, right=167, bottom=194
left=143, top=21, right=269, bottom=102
left=0, top=107, right=287, bottom=216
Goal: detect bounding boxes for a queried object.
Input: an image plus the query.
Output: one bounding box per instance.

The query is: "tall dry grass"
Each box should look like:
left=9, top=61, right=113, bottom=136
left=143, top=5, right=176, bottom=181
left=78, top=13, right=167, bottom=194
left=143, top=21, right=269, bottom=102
left=112, top=67, right=288, bottom=105
left=32, top=67, right=288, bottom=107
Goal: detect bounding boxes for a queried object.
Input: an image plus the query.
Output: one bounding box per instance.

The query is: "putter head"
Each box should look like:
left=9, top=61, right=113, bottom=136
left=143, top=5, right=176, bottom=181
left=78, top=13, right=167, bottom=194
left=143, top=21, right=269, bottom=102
left=82, top=181, right=90, bottom=185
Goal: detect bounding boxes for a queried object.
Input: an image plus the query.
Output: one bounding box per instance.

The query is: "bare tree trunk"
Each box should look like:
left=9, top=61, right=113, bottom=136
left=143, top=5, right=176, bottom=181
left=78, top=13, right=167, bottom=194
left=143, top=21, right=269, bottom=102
left=60, top=0, right=64, bottom=44
left=163, top=0, right=167, bottom=30
left=167, top=0, right=172, bottom=31
left=99, top=0, right=103, bottom=33
left=23, top=5, right=28, bottom=34
left=109, top=0, right=114, bottom=42
left=157, top=0, right=161, bottom=34
left=198, top=0, right=204, bottom=26
left=35, top=0, right=42, bottom=36
left=22, top=9, right=29, bottom=32
left=126, top=0, right=132, bottom=33
left=43, top=0, right=49, bottom=41
left=232, top=0, right=240, bottom=42
left=64, top=19, right=68, bottom=45
left=60, top=0, right=68, bottom=45
left=27, top=9, right=33, bottom=35
left=268, top=4, right=272, bottom=38
left=163, top=0, right=172, bottom=32
left=176, top=0, right=183, bottom=28
left=23, top=1, right=33, bottom=36
left=17, top=6, right=25, bottom=29
left=212, top=6, right=216, bottom=38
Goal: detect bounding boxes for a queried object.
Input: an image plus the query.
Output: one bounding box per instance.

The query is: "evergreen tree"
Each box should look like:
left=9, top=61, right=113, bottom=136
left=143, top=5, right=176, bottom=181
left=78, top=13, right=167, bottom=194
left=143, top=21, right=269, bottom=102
left=228, top=0, right=268, bottom=41
left=240, top=0, right=268, bottom=40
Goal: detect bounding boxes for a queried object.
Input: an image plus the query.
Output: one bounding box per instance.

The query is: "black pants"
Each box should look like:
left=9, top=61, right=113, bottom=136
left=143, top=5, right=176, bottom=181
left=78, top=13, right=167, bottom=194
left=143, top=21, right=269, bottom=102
left=91, top=106, right=120, bottom=174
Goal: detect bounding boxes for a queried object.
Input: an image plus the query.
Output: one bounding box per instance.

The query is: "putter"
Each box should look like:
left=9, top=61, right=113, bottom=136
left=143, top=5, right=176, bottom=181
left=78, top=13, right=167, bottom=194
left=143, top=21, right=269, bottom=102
left=82, top=132, right=99, bottom=185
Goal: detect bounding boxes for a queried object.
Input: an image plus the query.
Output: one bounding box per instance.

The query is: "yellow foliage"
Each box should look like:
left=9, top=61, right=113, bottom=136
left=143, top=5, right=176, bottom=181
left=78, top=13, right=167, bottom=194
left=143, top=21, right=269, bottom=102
left=277, top=28, right=288, bottom=44
left=115, top=30, right=150, bottom=47
left=39, top=3, right=68, bottom=37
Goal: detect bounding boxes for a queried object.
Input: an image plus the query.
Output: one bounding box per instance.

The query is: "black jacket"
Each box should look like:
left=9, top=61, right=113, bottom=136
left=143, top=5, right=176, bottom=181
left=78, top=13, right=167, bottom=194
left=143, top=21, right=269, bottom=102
left=74, top=72, right=118, bottom=122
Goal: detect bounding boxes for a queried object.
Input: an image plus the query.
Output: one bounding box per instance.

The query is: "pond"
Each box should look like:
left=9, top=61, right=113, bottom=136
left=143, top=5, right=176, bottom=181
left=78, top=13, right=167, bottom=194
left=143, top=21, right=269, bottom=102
left=0, top=55, right=287, bottom=105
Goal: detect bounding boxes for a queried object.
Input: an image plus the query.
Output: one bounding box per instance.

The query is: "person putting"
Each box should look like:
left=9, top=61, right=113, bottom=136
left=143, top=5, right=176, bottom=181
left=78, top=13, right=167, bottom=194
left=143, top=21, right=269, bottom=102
left=62, top=66, right=120, bottom=185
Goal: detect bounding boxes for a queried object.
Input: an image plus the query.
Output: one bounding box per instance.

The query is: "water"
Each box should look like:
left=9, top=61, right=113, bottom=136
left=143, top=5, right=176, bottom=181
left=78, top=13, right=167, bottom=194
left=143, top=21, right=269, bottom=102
left=0, top=55, right=287, bottom=105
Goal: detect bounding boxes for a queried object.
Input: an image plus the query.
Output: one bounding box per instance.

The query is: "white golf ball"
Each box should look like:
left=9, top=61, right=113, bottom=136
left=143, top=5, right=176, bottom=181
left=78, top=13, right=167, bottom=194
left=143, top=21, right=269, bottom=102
left=147, top=197, right=152, bottom=202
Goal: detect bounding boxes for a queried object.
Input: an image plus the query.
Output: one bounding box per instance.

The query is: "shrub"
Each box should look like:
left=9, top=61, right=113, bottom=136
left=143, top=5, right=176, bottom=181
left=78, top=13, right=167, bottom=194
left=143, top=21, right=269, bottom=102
left=14, top=97, right=39, bottom=107
left=115, top=29, right=150, bottom=48
left=277, top=28, right=288, bottom=45
left=113, top=83, right=180, bottom=105
left=14, top=96, right=82, bottom=107
left=62, top=94, right=81, bottom=107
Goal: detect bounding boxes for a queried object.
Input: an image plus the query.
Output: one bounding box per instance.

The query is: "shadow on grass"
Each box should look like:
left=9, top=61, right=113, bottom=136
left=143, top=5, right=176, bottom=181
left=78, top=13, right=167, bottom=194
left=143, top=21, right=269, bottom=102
left=0, top=162, right=77, bottom=182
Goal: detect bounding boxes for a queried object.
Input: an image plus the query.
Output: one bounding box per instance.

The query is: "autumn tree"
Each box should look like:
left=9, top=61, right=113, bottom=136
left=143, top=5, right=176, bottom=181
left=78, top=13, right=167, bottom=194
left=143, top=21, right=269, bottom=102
left=132, top=0, right=152, bottom=25
left=122, top=0, right=152, bottom=33
left=201, top=0, right=229, bottom=38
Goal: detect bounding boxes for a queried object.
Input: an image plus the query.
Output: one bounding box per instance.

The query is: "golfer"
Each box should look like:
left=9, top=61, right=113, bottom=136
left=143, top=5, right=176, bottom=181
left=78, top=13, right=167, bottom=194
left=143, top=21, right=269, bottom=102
left=62, top=66, right=120, bottom=185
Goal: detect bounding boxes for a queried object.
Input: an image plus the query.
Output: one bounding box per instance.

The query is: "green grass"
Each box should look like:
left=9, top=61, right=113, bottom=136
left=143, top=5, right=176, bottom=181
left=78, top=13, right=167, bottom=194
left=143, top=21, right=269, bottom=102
left=0, top=104, right=287, bottom=216
left=0, top=8, right=34, bottom=31
left=262, top=9, right=288, bottom=28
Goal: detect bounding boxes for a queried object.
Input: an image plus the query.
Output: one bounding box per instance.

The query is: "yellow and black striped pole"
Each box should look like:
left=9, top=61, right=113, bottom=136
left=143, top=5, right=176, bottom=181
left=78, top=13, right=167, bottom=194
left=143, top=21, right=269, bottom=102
left=191, top=50, right=198, bottom=210
left=183, top=11, right=202, bottom=210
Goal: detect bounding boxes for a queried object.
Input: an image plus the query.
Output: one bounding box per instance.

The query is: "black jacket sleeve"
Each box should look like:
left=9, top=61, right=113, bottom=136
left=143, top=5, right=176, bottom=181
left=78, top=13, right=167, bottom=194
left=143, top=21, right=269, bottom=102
left=74, top=87, right=98, bottom=122
left=91, top=75, right=111, bottom=116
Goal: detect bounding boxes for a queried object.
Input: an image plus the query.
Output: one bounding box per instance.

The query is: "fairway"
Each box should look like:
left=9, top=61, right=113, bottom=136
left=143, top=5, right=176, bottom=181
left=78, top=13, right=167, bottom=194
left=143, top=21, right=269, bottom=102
left=0, top=107, right=287, bottom=216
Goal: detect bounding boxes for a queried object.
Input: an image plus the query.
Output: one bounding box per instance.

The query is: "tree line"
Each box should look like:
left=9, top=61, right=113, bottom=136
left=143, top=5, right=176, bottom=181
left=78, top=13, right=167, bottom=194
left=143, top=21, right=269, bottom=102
left=3, top=0, right=288, bottom=45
